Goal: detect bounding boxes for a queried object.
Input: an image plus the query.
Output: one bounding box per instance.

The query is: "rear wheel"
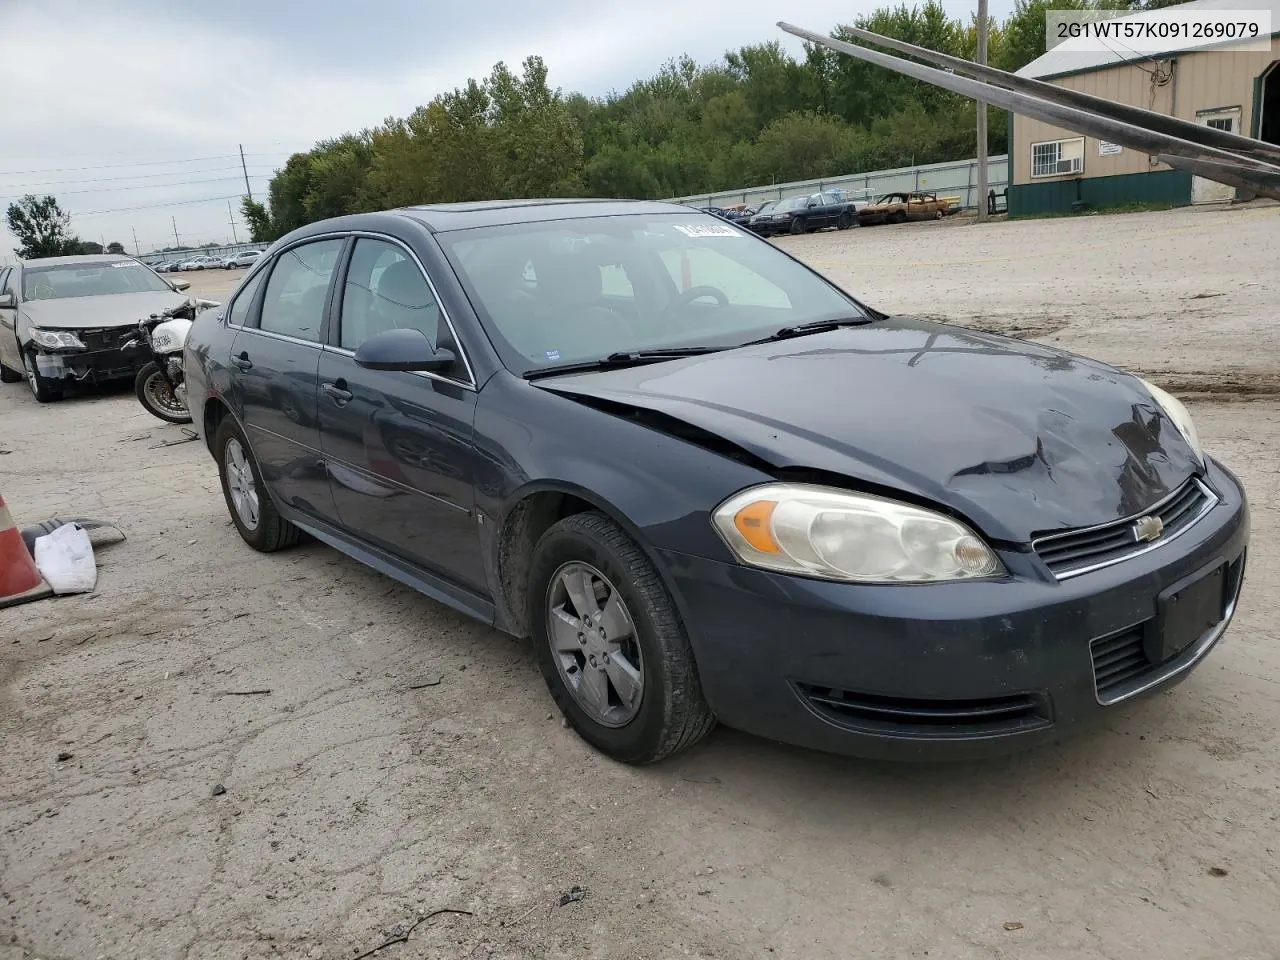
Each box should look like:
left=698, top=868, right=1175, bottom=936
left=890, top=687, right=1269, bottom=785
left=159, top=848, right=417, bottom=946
left=837, top=211, right=854, bottom=230
left=215, top=417, right=300, bottom=552
left=135, top=361, right=192, bottom=424
left=529, top=512, right=716, bottom=764
left=21, top=349, right=63, bottom=403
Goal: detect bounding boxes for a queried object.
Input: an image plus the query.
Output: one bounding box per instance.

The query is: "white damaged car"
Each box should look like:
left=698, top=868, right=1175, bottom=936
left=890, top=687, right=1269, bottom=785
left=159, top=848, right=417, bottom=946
left=0, top=255, right=191, bottom=402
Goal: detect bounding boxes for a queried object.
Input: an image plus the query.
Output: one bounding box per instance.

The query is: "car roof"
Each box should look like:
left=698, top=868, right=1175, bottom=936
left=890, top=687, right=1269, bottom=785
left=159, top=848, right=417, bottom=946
left=279, top=199, right=696, bottom=242
left=22, top=253, right=135, bottom=267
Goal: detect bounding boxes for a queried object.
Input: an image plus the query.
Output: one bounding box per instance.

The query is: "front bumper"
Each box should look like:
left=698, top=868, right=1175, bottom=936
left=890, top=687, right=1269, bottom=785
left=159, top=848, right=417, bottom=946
left=659, top=458, right=1250, bottom=761
left=31, top=329, right=144, bottom=384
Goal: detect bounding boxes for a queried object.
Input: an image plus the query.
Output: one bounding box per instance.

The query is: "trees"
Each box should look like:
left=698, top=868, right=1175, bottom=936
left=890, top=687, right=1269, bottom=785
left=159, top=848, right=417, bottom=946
left=4, top=195, right=109, bottom=258
left=255, top=3, right=1073, bottom=224
left=6, top=195, right=74, bottom=259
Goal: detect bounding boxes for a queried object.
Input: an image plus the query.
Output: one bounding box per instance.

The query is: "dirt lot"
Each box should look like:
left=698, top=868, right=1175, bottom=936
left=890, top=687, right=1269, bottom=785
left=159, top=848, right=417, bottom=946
left=2, top=205, right=1279, bottom=960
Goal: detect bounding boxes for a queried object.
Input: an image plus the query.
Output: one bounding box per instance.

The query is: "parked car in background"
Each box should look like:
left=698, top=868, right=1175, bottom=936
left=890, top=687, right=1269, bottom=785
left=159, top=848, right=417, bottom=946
left=744, top=200, right=778, bottom=234
left=748, top=192, right=859, bottom=236
left=184, top=199, right=1248, bottom=767
left=857, top=191, right=957, bottom=225
left=179, top=255, right=223, bottom=271
left=224, top=250, right=264, bottom=269
left=0, top=255, right=191, bottom=401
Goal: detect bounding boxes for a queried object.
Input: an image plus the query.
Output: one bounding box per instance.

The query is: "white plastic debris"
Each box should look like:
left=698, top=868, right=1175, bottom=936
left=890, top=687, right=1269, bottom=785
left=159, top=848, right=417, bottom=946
left=33, top=523, right=98, bottom=595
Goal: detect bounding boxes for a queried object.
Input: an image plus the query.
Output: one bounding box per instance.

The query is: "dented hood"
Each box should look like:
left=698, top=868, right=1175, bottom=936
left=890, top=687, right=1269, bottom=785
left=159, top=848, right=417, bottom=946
left=536, top=317, right=1202, bottom=543
left=21, top=291, right=189, bottom=331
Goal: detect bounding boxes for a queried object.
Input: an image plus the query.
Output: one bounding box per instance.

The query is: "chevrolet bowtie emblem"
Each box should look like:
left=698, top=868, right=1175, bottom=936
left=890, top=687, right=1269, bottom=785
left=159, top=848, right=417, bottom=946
left=1133, top=515, right=1164, bottom=543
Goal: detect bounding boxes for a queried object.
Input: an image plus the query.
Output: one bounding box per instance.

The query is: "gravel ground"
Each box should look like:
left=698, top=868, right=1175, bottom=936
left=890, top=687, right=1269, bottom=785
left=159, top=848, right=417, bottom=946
left=2, top=204, right=1278, bottom=960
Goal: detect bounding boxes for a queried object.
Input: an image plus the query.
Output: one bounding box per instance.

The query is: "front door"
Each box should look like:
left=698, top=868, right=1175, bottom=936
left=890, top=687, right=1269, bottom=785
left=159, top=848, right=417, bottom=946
left=1192, top=108, right=1242, bottom=203
left=317, top=236, right=485, bottom=593
left=234, top=237, right=346, bottom=525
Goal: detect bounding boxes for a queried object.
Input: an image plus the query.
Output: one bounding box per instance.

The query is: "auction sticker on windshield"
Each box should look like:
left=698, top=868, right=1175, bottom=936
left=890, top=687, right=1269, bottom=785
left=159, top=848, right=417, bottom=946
left=673, top=223, right=740, bottom=238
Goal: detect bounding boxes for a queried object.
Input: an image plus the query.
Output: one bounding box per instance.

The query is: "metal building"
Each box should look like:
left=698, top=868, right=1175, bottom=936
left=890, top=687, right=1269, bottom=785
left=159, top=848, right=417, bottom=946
left=1008, top=0, right=1280, bottom=215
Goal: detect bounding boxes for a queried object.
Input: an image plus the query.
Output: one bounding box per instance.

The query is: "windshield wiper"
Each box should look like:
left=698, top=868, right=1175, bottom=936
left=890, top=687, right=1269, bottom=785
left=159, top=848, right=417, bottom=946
left=524, top=346, right=723, bottom=380
left=742, top=315, right=876, bottom=345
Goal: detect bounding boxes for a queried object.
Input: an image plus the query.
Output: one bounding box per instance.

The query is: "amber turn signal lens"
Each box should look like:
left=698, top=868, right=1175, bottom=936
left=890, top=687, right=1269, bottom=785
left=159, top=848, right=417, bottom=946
left=733, top=500, right=780, bottom=553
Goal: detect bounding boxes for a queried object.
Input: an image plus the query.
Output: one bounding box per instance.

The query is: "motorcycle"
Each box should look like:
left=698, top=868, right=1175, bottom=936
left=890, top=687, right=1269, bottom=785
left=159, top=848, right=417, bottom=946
left=125, top=298, right=219, bottom=424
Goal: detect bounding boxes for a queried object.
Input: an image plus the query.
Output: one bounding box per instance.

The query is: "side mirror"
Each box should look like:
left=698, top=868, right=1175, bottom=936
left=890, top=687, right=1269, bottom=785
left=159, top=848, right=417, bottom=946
left=171, top=280, right=190, bottom=292
left=353, top=327, right=455, bottom=372
left=0, top=292, right=14, bottom=309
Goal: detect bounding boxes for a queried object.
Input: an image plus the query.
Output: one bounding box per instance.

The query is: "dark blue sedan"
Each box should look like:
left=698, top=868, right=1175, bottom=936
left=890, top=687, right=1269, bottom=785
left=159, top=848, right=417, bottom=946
left=184, top=199, right=1248, bottom=764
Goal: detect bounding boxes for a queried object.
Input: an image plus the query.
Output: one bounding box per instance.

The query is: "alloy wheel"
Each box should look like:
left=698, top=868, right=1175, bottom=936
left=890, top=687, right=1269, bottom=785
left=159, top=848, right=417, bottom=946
left=224, top=437, right=261, bottom=531
left=546, top=561, right=644, bottom=727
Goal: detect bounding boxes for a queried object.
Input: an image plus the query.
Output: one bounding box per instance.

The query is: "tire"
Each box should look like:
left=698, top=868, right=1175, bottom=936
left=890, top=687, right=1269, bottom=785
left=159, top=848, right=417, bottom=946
left=135, top=361, right=192, bottom=424
left=889, top=210, right=907, bottom=224
left=789, top=217, right=806, bottom=235
left=934, top=209, right=944, bottom=220
left=529, top=511, right=715, bottom=764
left=0, top=347, right=20, bottom=383
left=837, top=211, right=853, bottom=230
left=214, top=416, right=301, bottom=552
left=20, top=348, right=63, bottom=403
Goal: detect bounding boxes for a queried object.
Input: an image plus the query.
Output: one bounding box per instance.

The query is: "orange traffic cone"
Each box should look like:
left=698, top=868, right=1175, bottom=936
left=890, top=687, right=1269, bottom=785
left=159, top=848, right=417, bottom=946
left=0, top=492, right=52, bottom=609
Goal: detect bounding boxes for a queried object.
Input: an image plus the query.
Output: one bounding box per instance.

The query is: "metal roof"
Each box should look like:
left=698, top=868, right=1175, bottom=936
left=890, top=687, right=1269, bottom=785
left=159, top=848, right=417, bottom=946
left=1015, top=0, right=1280, bottom=80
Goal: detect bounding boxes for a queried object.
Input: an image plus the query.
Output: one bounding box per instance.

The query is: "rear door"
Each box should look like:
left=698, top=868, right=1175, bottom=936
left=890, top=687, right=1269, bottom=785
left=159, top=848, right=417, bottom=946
left=317, top=234, right=485, bottom=592
left=231, top=236, right=346, bottom=525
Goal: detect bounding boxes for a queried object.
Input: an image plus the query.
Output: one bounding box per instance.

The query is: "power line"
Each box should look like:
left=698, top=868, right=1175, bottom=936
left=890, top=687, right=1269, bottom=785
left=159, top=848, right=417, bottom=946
left=0, top=152, right=294, bottom=176
left=0, top=174, right=272, bottom=200
left=0, top=165, right=279, bottom=189
left=72, top=194, right=245, bottom=218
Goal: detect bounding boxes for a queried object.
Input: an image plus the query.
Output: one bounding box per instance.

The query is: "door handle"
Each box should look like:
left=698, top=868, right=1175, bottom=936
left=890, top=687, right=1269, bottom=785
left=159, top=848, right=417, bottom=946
left=322, top=380, right=353, bottom=403
left=231, top=351, right=253, bottom=370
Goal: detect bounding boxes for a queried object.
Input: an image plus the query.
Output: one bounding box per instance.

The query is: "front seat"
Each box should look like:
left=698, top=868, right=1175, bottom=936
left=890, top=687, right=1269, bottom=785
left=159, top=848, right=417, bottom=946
left=371, top=258, right=438, bottom=343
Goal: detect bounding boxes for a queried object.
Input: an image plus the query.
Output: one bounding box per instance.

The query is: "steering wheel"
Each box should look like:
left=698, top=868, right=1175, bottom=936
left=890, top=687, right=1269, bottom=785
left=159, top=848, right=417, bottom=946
left=667, top=285, right=729, bottom=311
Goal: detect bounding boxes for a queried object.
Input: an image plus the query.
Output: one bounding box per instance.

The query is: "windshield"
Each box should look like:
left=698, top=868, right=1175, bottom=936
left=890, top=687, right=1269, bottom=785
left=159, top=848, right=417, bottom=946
left=436, top=213, right=867, bottom=375
left=22, top=261, right=173, bottom=300
left=776, top=196, right=810, bottom=212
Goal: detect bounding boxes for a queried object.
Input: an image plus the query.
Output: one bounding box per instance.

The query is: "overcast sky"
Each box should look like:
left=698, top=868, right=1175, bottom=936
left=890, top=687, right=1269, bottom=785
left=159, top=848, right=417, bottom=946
left=0, top=0, right=1010, bottom=261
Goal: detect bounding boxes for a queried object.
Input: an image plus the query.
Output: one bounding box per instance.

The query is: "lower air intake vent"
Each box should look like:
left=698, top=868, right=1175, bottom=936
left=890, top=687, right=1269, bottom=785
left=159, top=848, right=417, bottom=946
left=795, top=683, right=1050, bottom=737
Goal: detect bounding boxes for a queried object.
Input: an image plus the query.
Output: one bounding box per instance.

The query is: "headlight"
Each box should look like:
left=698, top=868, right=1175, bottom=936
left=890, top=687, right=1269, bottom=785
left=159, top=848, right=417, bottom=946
left=28, top=328, right=86, bottom=350
left=1137, top=376, right=1204, bottom=464
left=712, top=483, right=1003, bottom=583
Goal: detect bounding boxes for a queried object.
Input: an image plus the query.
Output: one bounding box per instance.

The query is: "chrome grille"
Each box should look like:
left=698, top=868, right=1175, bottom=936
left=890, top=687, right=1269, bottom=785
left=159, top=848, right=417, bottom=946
left=1033, top=477, right=1216, bottom=579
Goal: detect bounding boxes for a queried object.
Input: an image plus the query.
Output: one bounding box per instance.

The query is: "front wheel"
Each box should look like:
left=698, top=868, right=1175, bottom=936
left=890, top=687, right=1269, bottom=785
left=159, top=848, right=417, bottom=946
left=21, top=349, right=63, bottom=403
left=789, top=217, right=807, bottom=235
left=889, top=210, right=907, bottom=224
left=135, top=360, right=192, bottom=424
left=529, top=512, right=716, bottom=764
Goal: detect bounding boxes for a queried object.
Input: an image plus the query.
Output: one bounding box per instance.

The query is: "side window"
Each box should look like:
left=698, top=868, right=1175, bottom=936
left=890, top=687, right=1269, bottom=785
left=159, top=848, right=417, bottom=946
left=258, top=238, right=344, bottom=342
left=658, top=247, right=791, bottom=308
left=339, top=238, right=439, bottom=350
left=225, top=268, right=267, bottom=327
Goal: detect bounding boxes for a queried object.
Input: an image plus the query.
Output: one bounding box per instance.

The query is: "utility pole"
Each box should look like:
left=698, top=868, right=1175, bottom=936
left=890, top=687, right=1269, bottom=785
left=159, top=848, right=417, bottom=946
left=239, top=144, right=253, bottom=200
left=131, top=227, right=140, bottom=256
left=172, top=216, right=181, bottom=248
left=975, top=0, right=989, bottom=222
left=227, top=200, right=239, bottom=244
